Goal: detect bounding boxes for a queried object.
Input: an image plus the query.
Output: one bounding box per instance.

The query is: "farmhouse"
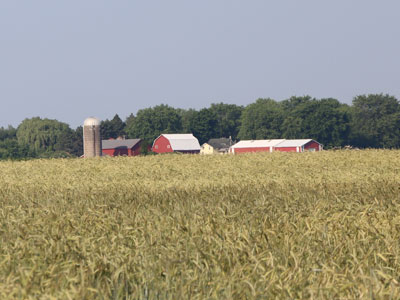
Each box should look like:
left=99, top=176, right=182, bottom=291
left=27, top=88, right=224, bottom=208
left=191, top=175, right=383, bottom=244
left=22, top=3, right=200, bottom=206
left=229, top=139, right=285, bottom=154
left=102, top=139, right=142, bottom=157
left=152, top=134, right=201, bottom=154
left=201, top=138, right=232, bottom=154
left=274, top=139, right=322, bottom=152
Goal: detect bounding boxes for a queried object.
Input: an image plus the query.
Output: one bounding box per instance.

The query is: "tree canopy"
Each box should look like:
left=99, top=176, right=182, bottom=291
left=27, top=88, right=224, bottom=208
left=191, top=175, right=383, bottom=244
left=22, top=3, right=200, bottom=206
left=125, top=104, right=182, bottom=142
left=350, top=94, right=400, bottom=148
left=238, top=98, right=283, bottom=140
left=16, top=117, right=81, bottom=157
left=101, top=114, right=126, bottom=140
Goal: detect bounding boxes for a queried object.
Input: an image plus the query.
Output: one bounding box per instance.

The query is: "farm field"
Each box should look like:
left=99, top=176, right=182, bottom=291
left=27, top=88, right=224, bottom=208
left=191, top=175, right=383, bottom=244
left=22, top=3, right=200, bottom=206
left=0, top=151, right=400, bottom=299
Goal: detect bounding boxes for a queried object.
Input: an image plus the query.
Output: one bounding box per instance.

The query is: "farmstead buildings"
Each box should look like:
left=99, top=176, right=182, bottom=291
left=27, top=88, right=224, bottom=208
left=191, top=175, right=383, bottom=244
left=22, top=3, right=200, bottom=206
left=83, top=117, right=322, bottom=157
left=229, top=139, right=322, bottom=154
left=96, top=136, right=322, bottom=156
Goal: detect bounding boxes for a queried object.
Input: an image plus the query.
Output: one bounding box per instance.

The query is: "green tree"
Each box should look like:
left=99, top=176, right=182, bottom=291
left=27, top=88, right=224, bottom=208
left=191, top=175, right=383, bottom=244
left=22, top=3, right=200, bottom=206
left=0, top=139, right=32, bottom=160
left=101, top=114, right=126, bottom=139
left=125, top=113, right=135, bottom=137
left=281, top=96, right=351, bottom=147
left=186, top=108, right=218, bottom=144
left=0, top=126, right=17, bottom=140
left=54, top=126, right=83, bottom=157
left=178, top=109, right=197, bottom=133
left=125, top=105, right=182, bottom=142
left=238, top=98, right=283, bottom=140
left=208, top=103, right=243, bottom=140
left=0, top=125, right=34, bottom=159
left=16, top=117, right=76, bottom=155
left=350, top=94, right=400, bottom=148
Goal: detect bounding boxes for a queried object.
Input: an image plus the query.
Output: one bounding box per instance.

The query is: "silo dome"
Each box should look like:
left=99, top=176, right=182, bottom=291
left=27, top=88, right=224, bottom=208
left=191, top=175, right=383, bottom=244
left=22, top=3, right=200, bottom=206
left=84, top=117, right=100, bottom=127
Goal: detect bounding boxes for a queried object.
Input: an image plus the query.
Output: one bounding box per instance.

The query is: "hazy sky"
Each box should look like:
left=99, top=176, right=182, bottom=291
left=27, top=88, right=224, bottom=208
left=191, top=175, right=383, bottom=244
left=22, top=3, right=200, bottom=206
left=1, top=1, right=400, bottom=128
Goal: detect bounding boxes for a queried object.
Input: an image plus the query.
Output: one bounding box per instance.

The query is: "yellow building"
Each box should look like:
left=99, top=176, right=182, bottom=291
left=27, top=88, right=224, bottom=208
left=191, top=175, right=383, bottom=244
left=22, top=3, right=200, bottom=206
left=200, top=138, right=232, bottom=155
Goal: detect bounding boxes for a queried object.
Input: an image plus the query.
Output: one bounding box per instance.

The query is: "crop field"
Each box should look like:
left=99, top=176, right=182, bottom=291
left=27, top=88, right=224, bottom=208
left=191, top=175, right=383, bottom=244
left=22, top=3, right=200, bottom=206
left=0, top=151, right=400, bottom=299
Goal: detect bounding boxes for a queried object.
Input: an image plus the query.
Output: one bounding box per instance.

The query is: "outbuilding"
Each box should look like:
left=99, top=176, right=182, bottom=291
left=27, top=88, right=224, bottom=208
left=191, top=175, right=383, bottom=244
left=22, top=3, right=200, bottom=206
left=152, top=134, right=201, bottom=154
left=102, top=139, right=142, bottom=157
left=274, top=139, right=322, bottom=152
left=229, top=139, right=285, bottom=154
left=201, top=138, right=232, bottom=154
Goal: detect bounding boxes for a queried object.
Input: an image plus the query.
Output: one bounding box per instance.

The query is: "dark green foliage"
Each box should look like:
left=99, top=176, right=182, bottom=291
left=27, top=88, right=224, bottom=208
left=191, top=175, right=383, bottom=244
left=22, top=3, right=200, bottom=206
left=101, top=114, right=126, bottom=140
left=125, top=104, right=182, bottom=142
left=0, top=126, right=33, bottom=160
left=281, top=97, right=351, bottom=148
left=186, top=108, right=218, bottom=144
left=178, top=109, right=197, bottom=133
left=0, top=126, right=17, bottom=140
left=208, top=103, right=243, bottom=140
left=16, top=117, right=81, bottom=157
left=0, top=139, right=32, bottom=160
left=238, top=98, right=284, bottom=140
left=350, top=94, right=400, bottom=148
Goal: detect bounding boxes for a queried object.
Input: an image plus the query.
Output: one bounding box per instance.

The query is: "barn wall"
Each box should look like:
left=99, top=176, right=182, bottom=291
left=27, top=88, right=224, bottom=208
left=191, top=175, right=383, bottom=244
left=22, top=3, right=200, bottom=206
left=114, top=148, right=129, bottom=156
left=103, top=148, right=129, bottom=156
left=233, top=147, right=270, bottom=154
left=103, top=143, right=142, bottom=157
left=152, top=136, right=173, bottom=153
left=304, top=141, right=321, bottom=151
left=102, top=149, right=115, bottom=156
left=130, top=143, right=142, bottom=156
left=274, top=147, right=297, bottom=152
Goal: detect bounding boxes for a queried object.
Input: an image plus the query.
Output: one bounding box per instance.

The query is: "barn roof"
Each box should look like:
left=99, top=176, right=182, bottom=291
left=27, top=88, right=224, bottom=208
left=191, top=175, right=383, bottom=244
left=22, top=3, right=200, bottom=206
left=102, top=139, right=141, bottom=149
left=161, top=134, right=201, bottom=151
left=206, top=138, right=231, bottom=150
left=274, top=139, right=317, bottom=147
left=231, top=139, right=285, bottom=148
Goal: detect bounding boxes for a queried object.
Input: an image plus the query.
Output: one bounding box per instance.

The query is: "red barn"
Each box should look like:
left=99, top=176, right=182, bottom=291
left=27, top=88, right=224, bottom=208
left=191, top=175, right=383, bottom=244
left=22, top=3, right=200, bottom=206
left=274, top=139, right=323, bottom=152
left=152, top=134, right=201, bottom=154
left=229, top=139, right=285, bottom=154
left=102, top=139, right=142, bottom=157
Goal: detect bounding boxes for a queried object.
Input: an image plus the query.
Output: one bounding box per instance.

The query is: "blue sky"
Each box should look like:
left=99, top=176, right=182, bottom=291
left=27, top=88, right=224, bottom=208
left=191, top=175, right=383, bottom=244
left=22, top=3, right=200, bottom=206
left=1, top=1, right=399, bottom=128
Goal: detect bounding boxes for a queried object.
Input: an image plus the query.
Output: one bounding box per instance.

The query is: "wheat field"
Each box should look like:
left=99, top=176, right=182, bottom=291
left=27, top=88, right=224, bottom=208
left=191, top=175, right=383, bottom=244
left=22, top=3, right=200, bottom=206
left=0, top=150, right=400, bottom=299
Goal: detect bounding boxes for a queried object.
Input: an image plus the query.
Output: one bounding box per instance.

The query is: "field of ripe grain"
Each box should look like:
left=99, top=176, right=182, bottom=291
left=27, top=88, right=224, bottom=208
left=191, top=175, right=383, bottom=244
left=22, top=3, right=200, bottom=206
left=1, top=151, right=400, bottom=299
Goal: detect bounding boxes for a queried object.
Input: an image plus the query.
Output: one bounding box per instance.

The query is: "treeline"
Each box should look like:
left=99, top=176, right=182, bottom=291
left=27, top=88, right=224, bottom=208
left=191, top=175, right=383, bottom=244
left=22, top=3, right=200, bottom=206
left=1, top=94, right=400, bottom=159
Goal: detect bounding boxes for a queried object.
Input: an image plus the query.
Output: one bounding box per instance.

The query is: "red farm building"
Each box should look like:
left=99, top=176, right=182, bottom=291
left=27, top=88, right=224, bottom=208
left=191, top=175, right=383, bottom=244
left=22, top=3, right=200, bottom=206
left=152, top=134, right=201, bottom=154
left=230, top=139, right=323, bottom=154
left=229, top=139, right=285, bottom=154
left=102, top=139, right=142, bottom=157
left=273, top=139, right=322, bottom=152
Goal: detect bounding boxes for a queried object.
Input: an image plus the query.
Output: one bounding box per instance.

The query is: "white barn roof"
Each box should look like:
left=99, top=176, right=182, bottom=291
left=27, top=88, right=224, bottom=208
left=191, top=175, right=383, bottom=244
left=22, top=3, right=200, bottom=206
left=162, top=134, right=201, bottom=151
left=231, top=139, right=285, bottom=149
left=275, top=139, right=315, bottom=147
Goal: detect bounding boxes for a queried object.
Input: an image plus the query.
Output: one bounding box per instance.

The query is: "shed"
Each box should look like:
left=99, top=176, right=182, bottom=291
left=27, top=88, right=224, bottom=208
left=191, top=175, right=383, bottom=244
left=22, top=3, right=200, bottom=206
left=229, top=139, right=285, bottom=154
left=102, top=139, right=142, bottom=157
left=201, top=138, right=232, bottom=154
left=152, top=134, right=201, bottom=154
left=274, top=139, right=323, bottom=152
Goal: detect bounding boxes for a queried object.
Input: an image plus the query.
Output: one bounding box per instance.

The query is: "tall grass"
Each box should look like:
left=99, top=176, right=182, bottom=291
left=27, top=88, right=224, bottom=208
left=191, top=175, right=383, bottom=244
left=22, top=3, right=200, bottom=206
left=0, top=150, right=399, bottom=299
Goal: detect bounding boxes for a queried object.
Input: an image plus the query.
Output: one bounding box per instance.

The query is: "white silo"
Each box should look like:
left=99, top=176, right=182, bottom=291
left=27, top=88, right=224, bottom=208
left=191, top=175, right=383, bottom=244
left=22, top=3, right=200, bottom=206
left=83, top=117, right=101, bottom=158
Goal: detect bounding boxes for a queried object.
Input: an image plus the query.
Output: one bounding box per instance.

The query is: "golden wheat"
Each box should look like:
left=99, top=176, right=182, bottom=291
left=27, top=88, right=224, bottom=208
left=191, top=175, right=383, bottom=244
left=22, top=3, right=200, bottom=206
left=0, top=150, right=399, bottom=299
